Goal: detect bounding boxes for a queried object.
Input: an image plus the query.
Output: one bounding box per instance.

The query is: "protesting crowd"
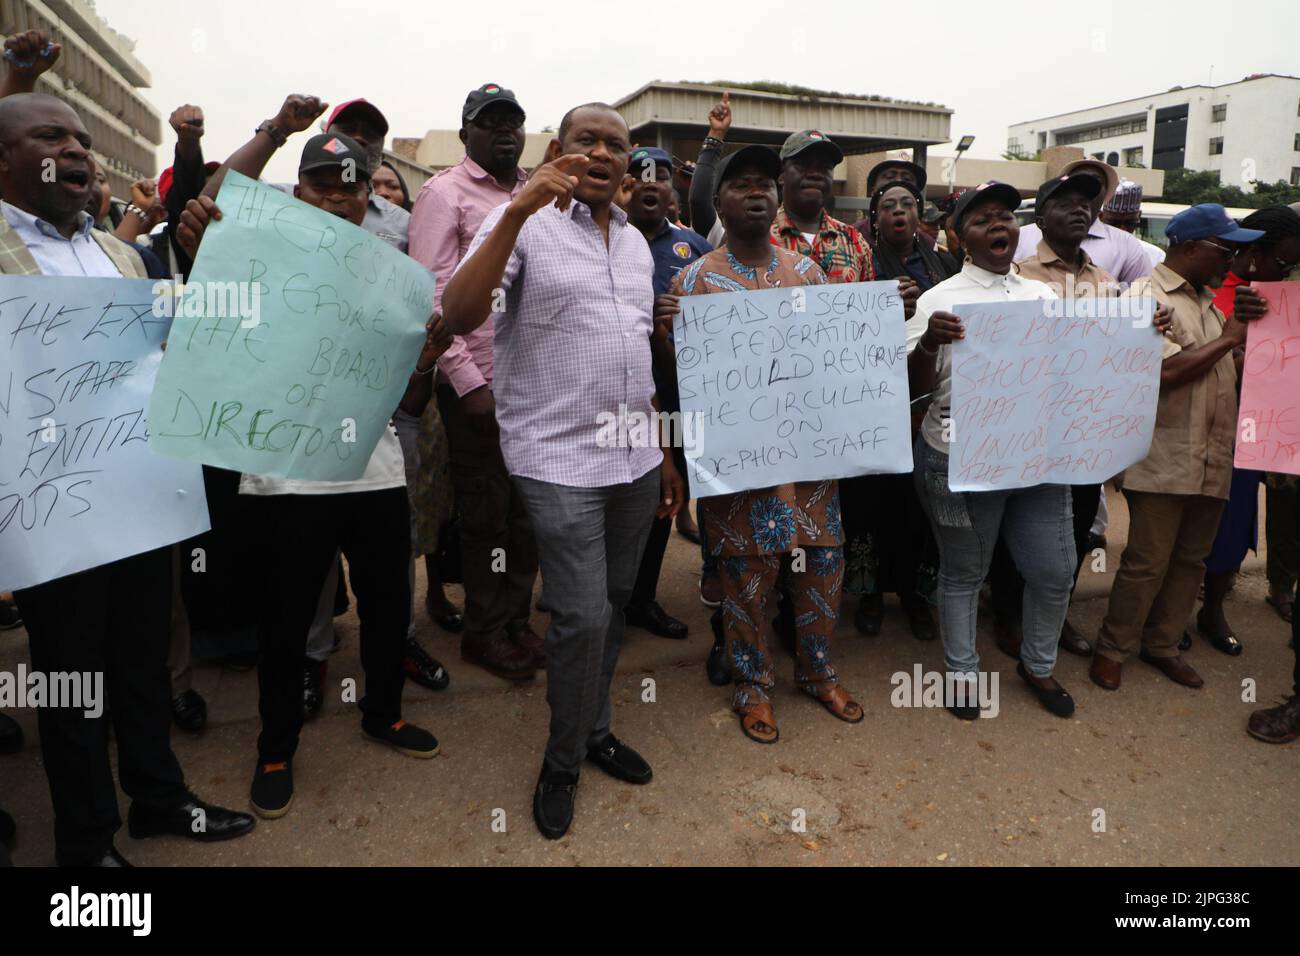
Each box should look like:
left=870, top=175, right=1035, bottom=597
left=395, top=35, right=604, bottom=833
left=0, top=27, right=1298, bottom=862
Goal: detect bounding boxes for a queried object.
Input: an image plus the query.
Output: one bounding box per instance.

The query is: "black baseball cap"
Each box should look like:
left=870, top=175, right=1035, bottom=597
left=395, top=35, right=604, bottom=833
left=1035, top=172, right=1102, bottom=211
left=779, top=129, right=844, bottom=165
left=950, top=181, right=1022, bottom=233
left=299, top=132, right=372, bottom=179
left=867, top=159, right=927, bottom=194
left=462, top=83, right=524, bottom=124
left=714, top=144, right=782, bottom=194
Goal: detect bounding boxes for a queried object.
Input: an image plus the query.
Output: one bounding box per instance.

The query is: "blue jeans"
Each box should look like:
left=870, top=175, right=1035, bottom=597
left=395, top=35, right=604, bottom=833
left=913, top=436, right=1075, bottom=679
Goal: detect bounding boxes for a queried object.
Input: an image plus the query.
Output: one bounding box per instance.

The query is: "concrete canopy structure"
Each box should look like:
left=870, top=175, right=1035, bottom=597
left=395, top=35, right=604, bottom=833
left=612, top=80, right=952, bottom=167
left=2, top=0, right=162, bottom=198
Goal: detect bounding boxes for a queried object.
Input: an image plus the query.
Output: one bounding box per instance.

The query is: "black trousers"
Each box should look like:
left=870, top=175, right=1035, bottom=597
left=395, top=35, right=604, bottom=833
left=841, top=471, right=937, bottom=597
left=630, top=437, right=686, bottom=609
left=248, top=487, right=411, bottom=763
left=14, top=547, right=189, bottom=862
left=991, top=483, right=1100, bottom=625
left=1292, top=603, right=1299, bottom=696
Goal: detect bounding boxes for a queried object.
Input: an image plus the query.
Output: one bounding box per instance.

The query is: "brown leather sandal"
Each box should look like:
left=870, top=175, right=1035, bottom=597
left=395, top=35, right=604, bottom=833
left=808, top=684, right=864, bottom=724
left=739, top=702, right=779, bottom=744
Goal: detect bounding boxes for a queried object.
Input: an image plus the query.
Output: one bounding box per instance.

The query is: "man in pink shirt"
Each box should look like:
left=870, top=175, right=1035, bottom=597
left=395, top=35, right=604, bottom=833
left=409, top=83, right=539, bottom=681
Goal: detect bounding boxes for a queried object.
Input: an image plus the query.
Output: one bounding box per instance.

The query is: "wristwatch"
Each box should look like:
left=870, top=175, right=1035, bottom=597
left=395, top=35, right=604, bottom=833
left=256, top=120, right=288, bottom=148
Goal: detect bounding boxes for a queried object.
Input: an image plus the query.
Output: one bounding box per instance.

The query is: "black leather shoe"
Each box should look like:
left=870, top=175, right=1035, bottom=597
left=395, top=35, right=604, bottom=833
left=58, top=845, right=132, bottom=867
left=533, top=763, right=578, bottom=840
left=128, top=794, right=255, bottom=842
left=171, top=689, right=208, bottom=734
left=303, top=658, right=325, bottom=720
left=1058, top=619, right=1093, bottom=657
left=625, top=601, right=688, bottom=640
left=901, top=593, right=936, bottom=641
left=426, top=594, right=465, bottom=634
left=1196, top=608, right=1244, bottom=656
left=854, top=592, right=884, bottom=636
left=1017, top=662, right=1075, bottom=718
left=0, top=713, right=22, bottom=755
left=403, top=636, right=450, bottom=690
left=706, top=610, right=729, bottom=686
left=586, top=733, right=652, bottom=784
left=0, top=598, right=21, bottom=630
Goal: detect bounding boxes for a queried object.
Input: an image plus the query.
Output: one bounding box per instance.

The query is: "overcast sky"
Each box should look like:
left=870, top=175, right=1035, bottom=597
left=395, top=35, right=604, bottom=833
left=96, top=0, right=1299, bottom=184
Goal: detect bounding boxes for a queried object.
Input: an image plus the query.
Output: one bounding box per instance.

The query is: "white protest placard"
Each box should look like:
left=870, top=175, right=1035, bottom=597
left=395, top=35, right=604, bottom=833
left=0, top=276, right=210, bottom=592
left=672, top=281, right=913, bottom=497
left=947, top=296, right=1161, bottom=491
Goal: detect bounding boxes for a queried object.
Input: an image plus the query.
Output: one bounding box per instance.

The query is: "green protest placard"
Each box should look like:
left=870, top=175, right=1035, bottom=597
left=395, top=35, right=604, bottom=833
left=147, top=171, right=433, bottom=481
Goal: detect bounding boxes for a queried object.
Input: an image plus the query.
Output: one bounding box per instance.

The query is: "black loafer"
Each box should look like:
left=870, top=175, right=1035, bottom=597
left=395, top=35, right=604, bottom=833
left=128, top=794, right=256, bottom=842
left=1058, top=619, right=1093, bottom=657
left=1197, top=610, right=1244, bottom=656
left=586, top=733, right=652, bottom=784
left=0, top=713, right=22, bottom=755
left=426, top=597, right=465, bottom=634
left=901, top=594, right=937, bottom=641
left=533, top=763, right=578, bottom=840
left=706, top=610, right=729, bottom=686
left=303, top=658, right=325, bottom=720
left=854, top=593, right=884, bottom=636
left=946, top=677, right=982, bottom=720
left=171, top=689, right=208, bottom=734
left=625, top=600, right=688, bottom=640
left=1017, top=662, right=1075, bottom=718
left=57, top=845, right=132, bottom=867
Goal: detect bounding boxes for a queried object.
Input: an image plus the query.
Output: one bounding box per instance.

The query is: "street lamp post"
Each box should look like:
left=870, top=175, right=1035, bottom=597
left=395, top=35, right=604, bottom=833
left=950, top=134, right=976, bottom=190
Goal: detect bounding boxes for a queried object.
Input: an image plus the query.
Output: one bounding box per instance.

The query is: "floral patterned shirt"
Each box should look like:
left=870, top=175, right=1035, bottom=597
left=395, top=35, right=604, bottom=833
left=669, top=245, right=842, bottom=557
left=770, top=207, right=875, bottom=284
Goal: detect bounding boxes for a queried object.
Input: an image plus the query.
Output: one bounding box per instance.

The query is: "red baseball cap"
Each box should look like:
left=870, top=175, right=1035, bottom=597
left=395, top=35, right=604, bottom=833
left=157, top=161, right=220, bottom=202
left=325, top=98, right=389, bottom=137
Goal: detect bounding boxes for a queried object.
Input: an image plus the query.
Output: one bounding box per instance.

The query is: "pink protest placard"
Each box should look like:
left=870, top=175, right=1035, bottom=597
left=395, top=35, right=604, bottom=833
left=1236, top=281, right=1300, bottom=475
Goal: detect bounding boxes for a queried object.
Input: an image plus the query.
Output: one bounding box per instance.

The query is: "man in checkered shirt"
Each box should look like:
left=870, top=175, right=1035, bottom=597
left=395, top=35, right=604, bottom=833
left=442, top=102, right=686, bottom=840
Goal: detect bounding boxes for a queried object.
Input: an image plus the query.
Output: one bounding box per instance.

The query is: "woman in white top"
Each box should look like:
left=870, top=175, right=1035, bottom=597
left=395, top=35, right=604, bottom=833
left=904, top=182, right=1077, bottom=721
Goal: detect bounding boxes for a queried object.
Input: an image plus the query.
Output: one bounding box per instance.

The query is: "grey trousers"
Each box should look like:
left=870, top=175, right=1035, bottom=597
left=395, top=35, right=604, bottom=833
left=514, top=469, right=660, bottom=774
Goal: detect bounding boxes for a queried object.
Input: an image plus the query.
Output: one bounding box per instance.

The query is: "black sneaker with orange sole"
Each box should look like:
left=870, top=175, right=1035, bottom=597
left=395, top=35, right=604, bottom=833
left=250, top=760, right=294, bottom=819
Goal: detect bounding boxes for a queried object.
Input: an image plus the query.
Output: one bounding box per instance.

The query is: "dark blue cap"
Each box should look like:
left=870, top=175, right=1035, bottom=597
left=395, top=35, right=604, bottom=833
left=1165, top=203, right=1265, bottom=246
left=629, top=147, right=672, bottom=176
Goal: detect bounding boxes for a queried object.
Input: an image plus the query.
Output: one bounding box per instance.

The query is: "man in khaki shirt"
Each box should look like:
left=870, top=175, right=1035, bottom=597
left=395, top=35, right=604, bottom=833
left=1093, top=205, right=1268, bottom=691
left=1016, top=173, right=1122, bottom=297
left=995, top=174, right=1126, bottom=661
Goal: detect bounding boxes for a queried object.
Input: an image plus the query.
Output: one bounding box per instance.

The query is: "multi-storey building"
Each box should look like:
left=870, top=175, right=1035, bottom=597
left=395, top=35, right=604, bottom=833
left=1007, top=74, right=1300, bottom=191
left=2, top=0, right=161, bottom=198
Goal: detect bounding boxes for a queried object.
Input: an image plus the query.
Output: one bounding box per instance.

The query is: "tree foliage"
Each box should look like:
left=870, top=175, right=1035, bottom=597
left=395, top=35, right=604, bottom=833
left=1160, top=167, right=1300, bottom=208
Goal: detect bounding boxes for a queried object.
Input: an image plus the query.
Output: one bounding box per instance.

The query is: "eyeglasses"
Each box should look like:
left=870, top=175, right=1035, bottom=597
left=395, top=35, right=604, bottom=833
left=471, top=111, right=524, bottom=131
left=1200, top=238, right=1236, bottom=259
